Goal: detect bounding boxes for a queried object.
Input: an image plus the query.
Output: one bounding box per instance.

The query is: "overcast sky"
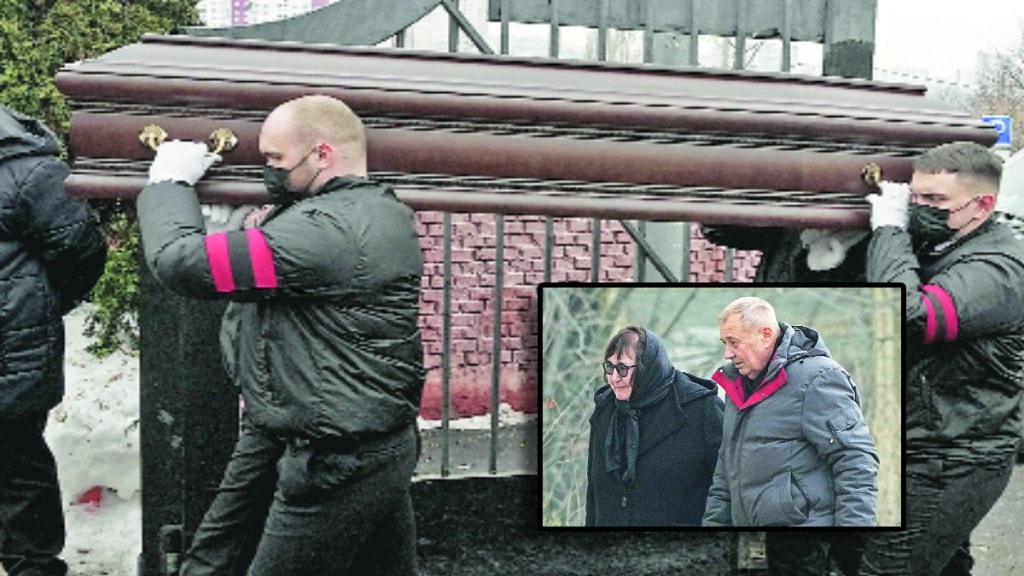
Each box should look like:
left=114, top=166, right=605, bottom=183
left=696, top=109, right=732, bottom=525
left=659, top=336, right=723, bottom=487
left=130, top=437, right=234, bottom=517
left=875, top=0, right=1024, bottom=86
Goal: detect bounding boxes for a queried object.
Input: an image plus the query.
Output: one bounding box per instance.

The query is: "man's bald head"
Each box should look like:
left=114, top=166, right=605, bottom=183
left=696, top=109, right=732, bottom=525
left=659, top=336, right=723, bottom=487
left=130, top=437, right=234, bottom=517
left=260, top=95, right=368, bottom=190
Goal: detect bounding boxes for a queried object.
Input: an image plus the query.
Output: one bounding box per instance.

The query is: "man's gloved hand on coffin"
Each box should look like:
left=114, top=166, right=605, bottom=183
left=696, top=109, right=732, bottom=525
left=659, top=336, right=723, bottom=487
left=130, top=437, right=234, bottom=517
left=148, top=140, right=220, bottom=186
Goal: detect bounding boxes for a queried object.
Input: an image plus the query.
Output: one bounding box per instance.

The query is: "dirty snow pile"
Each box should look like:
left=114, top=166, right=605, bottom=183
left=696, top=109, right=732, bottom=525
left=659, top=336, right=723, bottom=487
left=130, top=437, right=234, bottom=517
left=43, top=303, right=141, bottom=576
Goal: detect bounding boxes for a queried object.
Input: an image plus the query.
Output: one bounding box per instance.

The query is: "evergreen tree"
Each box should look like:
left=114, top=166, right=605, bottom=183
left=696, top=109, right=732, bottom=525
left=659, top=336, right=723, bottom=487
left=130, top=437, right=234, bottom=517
left=1, top=0, right=198, bottom=133
left=1, top=1, right=198, bottom=356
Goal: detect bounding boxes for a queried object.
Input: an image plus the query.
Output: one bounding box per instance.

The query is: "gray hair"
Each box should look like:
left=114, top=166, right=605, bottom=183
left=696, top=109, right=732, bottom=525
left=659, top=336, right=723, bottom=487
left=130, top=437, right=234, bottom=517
left=718, top=296, right=779, bottom=337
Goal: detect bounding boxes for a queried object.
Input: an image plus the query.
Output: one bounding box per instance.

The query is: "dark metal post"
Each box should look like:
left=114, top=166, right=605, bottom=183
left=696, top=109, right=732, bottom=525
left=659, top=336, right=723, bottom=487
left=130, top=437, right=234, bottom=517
left=138, top=258, right=237, bottom=576
left=489, top=215, right=505, bottom=474
left=823, top=0, right=877, bottom=80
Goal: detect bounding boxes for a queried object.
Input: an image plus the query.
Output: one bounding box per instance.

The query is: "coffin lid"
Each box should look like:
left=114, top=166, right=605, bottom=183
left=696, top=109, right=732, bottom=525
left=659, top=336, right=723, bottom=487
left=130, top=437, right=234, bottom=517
left=56, top=34, right=997, bottom=227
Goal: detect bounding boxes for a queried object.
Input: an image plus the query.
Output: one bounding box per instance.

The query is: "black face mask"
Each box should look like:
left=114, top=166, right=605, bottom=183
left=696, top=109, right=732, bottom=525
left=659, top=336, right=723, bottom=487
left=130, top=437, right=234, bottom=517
left=263, top=148, right=319, bottom=204
left=907, top=197, right=978, bottom=253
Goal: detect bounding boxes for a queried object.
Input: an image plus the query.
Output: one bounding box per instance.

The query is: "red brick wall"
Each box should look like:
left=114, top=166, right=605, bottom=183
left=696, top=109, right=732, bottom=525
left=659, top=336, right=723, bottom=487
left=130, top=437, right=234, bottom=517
left=415, top=212, right=758, bottom=419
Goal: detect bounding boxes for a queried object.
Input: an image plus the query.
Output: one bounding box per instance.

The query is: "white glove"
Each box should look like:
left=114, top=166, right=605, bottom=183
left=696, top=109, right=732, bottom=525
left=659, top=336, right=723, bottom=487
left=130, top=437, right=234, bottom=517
left=148, top=140, right=220, bottom=185
left=866, top=181, right=911, bottom=230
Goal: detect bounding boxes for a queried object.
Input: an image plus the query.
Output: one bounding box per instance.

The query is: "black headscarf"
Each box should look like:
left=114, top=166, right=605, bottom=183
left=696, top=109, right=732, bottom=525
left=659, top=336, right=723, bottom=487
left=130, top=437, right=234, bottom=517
left=603, top=328, right=675, bottom=487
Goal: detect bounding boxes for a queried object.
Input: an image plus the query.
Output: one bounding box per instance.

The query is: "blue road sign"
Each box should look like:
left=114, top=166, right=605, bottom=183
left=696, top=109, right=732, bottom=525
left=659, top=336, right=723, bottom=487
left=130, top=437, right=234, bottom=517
left=983, top=115, right=1013, bottom=146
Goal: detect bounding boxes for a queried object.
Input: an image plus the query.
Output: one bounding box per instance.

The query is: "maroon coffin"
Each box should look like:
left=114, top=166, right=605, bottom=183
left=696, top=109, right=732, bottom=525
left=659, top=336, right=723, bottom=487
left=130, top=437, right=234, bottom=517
left=55, top=34, right=997, bottom=227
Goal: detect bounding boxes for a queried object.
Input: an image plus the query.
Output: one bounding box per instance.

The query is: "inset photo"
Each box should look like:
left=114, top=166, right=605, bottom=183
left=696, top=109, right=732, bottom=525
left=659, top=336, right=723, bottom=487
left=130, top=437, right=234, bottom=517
left=540, top=284, right=903, bottom=530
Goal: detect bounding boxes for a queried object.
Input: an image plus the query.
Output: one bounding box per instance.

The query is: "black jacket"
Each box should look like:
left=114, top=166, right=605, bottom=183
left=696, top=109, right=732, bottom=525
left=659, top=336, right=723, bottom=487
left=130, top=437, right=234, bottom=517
left=585, top=329, right=724, bottom=526
left=868, top=220, right=1024, bottom=464
left=137, top=175, right=425, bottom=440
left=0, top=105, right=107, bottom=419
left=701, top=225, right=869, bottom=283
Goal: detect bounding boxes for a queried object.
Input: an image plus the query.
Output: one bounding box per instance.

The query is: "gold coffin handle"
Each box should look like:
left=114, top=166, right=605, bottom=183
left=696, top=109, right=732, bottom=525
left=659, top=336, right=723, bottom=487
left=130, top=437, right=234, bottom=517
left=138, top=125, right=238, bottom=155
left=861, top=163, right=883, bottom=189
left=138, top=124, right=168, bottom=151
left=208, top=128, right=238, bottom=155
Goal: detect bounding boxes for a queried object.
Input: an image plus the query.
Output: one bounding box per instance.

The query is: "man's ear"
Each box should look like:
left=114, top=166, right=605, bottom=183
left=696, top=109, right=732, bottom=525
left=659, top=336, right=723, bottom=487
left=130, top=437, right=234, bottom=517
left=760, top=326, right=774, bottom=343
left=978, top=193, right=997, bottom=213
left=316, top=142, right=333, bottom=165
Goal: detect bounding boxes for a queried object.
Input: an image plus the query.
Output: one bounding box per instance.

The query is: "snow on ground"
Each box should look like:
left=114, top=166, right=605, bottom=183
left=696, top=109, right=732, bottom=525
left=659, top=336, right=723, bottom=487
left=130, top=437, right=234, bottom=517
left=11, top=303, right=533, bottom=576
left=45, top=304, right=141, bottom=576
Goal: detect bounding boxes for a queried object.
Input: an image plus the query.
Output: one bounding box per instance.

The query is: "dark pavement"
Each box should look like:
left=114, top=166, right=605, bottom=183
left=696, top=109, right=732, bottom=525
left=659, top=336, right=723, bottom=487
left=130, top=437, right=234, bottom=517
left=412, top=424, right=1024, bottom=575
left=972, top=461, right=1024, bottom=576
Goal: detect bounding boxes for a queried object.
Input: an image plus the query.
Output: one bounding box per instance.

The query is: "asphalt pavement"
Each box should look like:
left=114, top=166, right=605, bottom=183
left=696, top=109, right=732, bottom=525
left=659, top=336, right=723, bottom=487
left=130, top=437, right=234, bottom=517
left=972, top=461, right=1024, bottom=576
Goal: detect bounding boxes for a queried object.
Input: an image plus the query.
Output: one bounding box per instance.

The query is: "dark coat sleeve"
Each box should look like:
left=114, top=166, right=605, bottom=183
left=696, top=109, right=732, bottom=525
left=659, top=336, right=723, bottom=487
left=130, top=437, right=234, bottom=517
left=585, top=406, right=598, bottom=527
left=868, top=225, right=1024, bottom=345
left=702, top=443, right=732, bottom=526
left=702, top=394, right=725, bottom=480
left=18, top=156, right=107, bottom=312
left=137, top=181, right=359, bottom=301
left=702, top=395, right=732, bottom=527
left=701, top=224, right=785, bottom=251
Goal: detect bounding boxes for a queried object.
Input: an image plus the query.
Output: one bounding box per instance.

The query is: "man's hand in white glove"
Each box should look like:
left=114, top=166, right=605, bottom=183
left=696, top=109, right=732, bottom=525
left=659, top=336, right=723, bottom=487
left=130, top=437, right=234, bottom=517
left=148, top=140, right=220, bottom=186
left=866, top=181, right=911, bottom=230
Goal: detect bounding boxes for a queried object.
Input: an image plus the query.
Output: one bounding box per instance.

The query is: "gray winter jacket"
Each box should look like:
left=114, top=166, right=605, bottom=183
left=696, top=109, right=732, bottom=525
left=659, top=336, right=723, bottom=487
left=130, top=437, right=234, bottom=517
left=137, top=175, right=425, bottom=440
left=0, top=105, right=107, bottom=419
left=703, top=322, right=879, bottom=527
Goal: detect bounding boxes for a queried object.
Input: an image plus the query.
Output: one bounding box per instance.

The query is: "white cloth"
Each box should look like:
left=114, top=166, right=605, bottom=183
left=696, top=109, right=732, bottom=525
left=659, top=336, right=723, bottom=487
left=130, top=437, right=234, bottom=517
left=800, top=228, right=871, bottom=271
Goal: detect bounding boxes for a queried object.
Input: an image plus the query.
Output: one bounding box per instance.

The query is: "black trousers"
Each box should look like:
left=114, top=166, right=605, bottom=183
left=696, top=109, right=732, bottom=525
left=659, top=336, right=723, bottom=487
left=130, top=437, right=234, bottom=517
left=0, top=415, right=67, bottom=576
left=859, top=456, right=1015, bottom=576
left=180, top=417, right=420, bottom=576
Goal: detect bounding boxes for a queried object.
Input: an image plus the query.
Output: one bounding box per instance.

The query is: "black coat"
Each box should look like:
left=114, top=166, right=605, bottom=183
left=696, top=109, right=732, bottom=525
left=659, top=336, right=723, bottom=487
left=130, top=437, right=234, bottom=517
left=701, top=225, right=869, bottom=283
left=585, top=329, right=724, bottom=526
left=869, top=219, right=1024, bottom=464
left=137, top=176, right=424, bottom=440
left=0, top=105, right=107, bottom=419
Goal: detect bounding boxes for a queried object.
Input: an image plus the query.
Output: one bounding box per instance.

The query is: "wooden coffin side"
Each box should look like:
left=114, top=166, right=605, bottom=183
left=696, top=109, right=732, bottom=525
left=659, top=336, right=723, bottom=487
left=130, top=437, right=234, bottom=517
left=56, top=34, right=995, bottom=227
left=55, top=34, right=996, bottom=149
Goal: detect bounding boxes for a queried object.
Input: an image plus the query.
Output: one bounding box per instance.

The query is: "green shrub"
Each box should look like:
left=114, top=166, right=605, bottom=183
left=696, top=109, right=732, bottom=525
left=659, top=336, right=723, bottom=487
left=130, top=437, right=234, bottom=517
left=85, top=207, right=139, bottom=357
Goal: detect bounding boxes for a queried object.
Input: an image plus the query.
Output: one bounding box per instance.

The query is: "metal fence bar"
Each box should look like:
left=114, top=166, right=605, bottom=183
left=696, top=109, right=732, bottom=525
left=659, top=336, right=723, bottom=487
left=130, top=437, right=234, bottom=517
left=549, top=0, right=560, bottom=58
left=544, top=216, right=554, bottom=283
left=590, top=218, right=601, bottom=282
left=500, top=0, right=510, bottom=55
left=689, top=0, right=700, bottom=65
left=734, top=0, right=746, bottom=70
left=597, top=0, right=609, bottom=61
left=447, top=0, right=459, bottom=53
left=636, top=221, right=647, bottom=282
left=441, top=212, right=453, bottom=477
left=642, top=0, right=654, bottom=64
left=681, top=221, right=692, bottom=281
left=617, top=220, right=679, bottom=283
left=489, top=214, right=505, bottom=475
left=725, top=247, right=735, bottom=282
left=441, top=0, right=494, bottom=54
left=782, top=0, right=793, bottom=72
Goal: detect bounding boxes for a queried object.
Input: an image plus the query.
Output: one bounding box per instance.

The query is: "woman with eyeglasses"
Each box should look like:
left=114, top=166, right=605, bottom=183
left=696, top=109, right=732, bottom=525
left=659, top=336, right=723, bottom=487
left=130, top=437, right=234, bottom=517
left=585, top=325, right=724, bottom=526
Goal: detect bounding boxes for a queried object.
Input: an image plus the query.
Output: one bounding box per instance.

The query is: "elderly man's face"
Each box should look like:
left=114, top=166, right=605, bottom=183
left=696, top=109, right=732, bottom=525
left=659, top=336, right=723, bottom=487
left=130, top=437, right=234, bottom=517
left=719, top=313, right=775, bottom=377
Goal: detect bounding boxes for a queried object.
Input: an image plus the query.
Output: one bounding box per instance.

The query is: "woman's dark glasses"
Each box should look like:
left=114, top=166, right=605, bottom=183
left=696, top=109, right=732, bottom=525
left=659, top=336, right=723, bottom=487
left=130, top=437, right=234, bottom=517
left=601, top=361, right=637, bottom=377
